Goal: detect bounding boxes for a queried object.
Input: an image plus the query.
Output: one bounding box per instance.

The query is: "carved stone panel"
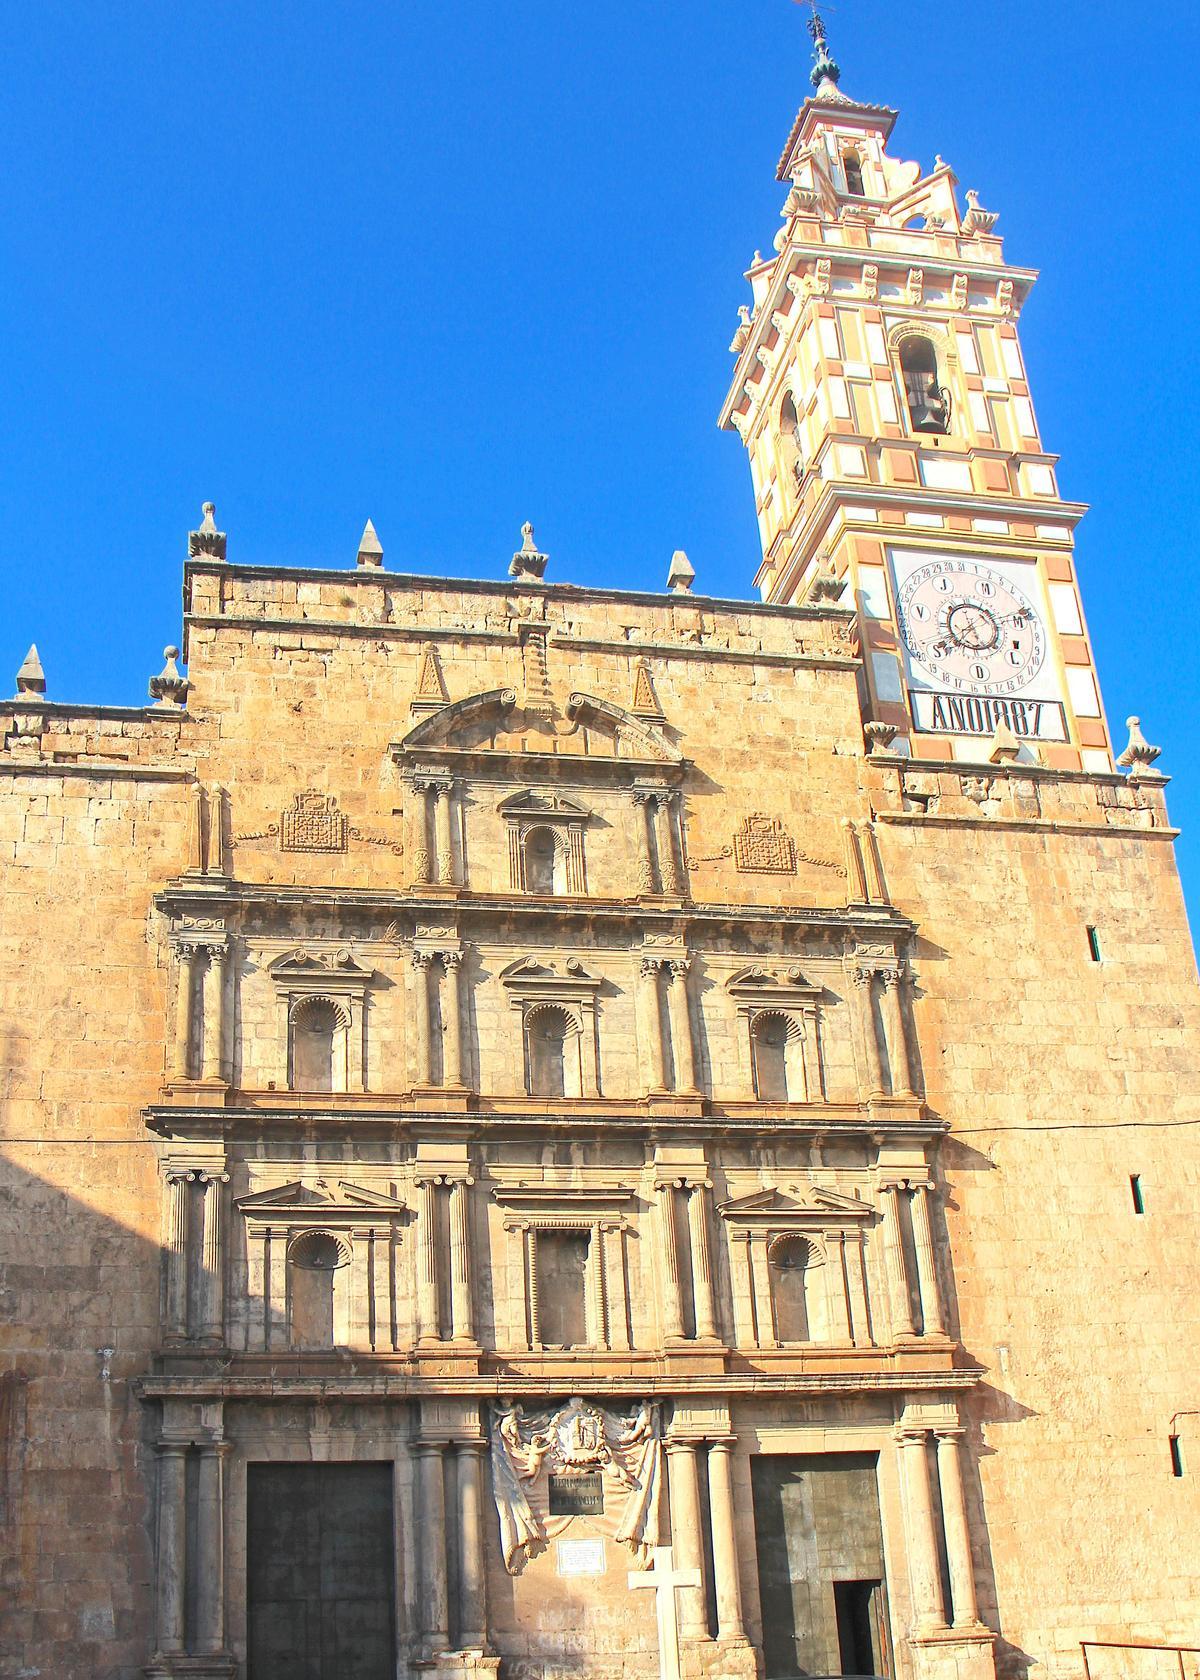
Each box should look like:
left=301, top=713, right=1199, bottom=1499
left=734, top=815, right=798, bottom=875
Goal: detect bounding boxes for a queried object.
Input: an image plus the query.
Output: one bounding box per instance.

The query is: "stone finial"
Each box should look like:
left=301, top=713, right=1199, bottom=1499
left=15, top=644, right=45, bottom=698
left=864, top=720, right=899, bottom=755
left=962, top=190, right=999, bottom=236
left=188, top=502, right=227, bottom=561
left=149, top=646, right=190, bottom=707
left=509, top=522, right=549, bottom=582
left=356, top=519, right=384, bottom=569
left=1117, top=716, right=1163, bottom=776
left=631, top=658, right=665, bottom=721
left=988, top=721, right=1021, bottom=764
left=667, top=550, right=695, bottom=594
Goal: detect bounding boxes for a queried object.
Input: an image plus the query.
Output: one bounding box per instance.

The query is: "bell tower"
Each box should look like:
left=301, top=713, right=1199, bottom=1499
left=720, top=9, right=1114, bottom=772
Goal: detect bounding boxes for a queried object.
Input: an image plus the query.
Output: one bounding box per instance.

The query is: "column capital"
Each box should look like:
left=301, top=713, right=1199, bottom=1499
left=412, top=948, right=434, bottom=970
left=933, top=1425, right=966, bottom=1443
left=155, top=1438, right=193, bottom=1457
left=668, top=957, right=692, bottom=980
left=852, top=965, right=878, bottom=988
left=894, top=1425, right=930, bottom=1446
left=413, top=1437, right=448, bottom=1455
left=640, top=955, right=668, bottom=976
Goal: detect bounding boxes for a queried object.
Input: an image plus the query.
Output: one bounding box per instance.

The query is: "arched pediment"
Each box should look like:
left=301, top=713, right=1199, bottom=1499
left=391, top=687, right=682, bottom=768
left=397, top=688, right=518, bottom=754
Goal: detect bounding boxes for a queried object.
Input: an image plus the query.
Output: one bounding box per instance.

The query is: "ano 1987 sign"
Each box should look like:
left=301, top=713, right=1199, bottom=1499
left=909, top=689, right=1068, bottom=742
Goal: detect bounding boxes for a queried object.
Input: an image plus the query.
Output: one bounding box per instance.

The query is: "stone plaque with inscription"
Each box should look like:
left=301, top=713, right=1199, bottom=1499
left=548, top=1472, right=605, bottom=1516
left=556, top=1538, right=606, bottom=1577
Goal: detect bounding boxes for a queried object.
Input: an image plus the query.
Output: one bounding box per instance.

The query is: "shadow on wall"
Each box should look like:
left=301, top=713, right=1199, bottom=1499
left=0, top=1086, right=163, bottom=1678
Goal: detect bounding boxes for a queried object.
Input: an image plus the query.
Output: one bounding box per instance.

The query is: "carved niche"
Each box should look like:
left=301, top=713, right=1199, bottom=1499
left=235, top=1177, right=410, bottom=1353
left=717, top=1183, right=874, bottom=1349
left=726, top=965, right=825, bottom=1102
left=499, top=791, right=592, bottom=895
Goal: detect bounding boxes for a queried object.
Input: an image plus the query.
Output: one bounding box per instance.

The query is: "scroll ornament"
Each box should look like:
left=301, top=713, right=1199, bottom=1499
left=489, top=1396, right=663, bottom=1576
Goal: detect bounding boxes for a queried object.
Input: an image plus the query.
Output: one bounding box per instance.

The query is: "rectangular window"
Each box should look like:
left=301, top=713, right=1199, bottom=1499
left=1130, top=1175, right=1145, bottom=1215
left=1087, top=926, right=1102, bottom=963
left=1170, top=1436, right=1185, bottom=1478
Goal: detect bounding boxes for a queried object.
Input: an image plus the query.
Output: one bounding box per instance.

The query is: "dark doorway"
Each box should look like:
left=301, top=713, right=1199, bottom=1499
left=247, top=1462, right=395, bottom=1680
left=752, top=1454, right=888, bottom=1680
left=834, top=1580, right=886, bottom=1676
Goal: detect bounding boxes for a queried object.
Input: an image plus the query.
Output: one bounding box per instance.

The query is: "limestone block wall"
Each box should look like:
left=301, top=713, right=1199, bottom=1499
left=0, top=761, right=191, bottom=1678
left=874, top=808, right=1200, bottom=1673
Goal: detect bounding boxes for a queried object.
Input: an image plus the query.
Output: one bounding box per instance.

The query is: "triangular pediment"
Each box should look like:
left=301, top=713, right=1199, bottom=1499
left=719, top=1184, right=871, bottom=1221
left=237, top=1178, right=409, bottom=1216
left=498, top=790, right=592, bottom=820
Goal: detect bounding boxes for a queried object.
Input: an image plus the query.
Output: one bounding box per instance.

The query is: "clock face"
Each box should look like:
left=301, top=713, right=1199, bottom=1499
left=898, top=559, right=1046, bottom=695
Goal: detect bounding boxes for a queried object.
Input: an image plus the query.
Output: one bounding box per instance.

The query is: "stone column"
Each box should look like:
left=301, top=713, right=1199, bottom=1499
left=195, top=1440, right=231, bottom=1654
left=824, top=1229, right=852, bottom=1343
left=729, top=1232, right=755, bottom=1347
left=267, top=1228, right=288, bottom=1350
left=910, top=1182, right=945, bottom=1335
left=634, top=791, right=658, bottom=893
left=665, top=1439, right=708, bottom=1640
left=457, top=1440, right=489, bottom=1650
left=707, top=1440, right=748, bottom=1643
left=154, top=1442, right=189, bottom=1655
left=585, top=1223, right=607, bottom=1348
left=412, top=780, right=434, bottom=884
left=656, top=1182, right=685, bottom=1340
left=880, top=967, right=916, bottom=1097
left=603, top=1224, right=630, bottom=1350
left=641, top=959, right=668, bottom=1091
left=526, top=1228, right=542, bottom=1349
left=667, top=960, right=697, bottom=1092
left=751, top=1235, right=776, bottom=1348
left=199, top=1173, right=228, bottom=1344
left=854, top=966, right=886, bottom=1096
left=935, top=1428, right=982, bottom=1629
left=434, top=780, right=456, bottom=884
left=448, top=1177, right=475, bottom=1343
left=654, top=793, right=682, bottom=894
left=896, top=1428, right=949, bottom=1632
left=881, top=1185, right=916, bottom=1338
left=441, top=953, right=464, bottom=1087
left=416, top=1441, right=450, bottom=1653
left=173, top=943, right=197, bottom=1080
left=163, top=1172, right=190, bottom=1341
left=847, top=1229, right=872, bottom=1345
left=412, top=951, right=433, bottom=1086
left=417, top=1178, right=441, bottom=1342
left=687, top=1184, right=718, bottom=1340
left=200, top=942, right=227, bottom=1083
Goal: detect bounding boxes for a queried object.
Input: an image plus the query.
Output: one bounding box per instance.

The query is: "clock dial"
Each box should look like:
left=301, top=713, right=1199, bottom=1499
left=898, top=559, right=1046, bottom=695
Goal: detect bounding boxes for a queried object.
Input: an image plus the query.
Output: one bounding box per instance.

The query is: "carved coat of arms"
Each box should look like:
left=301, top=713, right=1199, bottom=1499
left=490, top=1396, right=663, bottom=1575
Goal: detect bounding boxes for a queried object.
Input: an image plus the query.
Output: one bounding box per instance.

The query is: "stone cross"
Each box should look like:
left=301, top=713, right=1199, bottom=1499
left=628, top=1546, right=702, bottom=1680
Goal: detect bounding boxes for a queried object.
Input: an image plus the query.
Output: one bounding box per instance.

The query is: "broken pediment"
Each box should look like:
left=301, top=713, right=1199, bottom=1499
left=726, top=965, right=822, bottom=1004
left=392, top=688, right=682, bottom=769
left=500, top=956, right=601, bottom=996
left=498, top=791, right=593, bottom=823
left=237, top=1178, right=410, bottom=1220
left=269, top=948, right=372, bottom=979
left=718, top=1183, right=872, bottom=1225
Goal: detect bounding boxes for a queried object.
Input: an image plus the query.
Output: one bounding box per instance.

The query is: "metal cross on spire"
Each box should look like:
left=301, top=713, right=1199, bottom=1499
left=795, top=0, right=841, bottom=90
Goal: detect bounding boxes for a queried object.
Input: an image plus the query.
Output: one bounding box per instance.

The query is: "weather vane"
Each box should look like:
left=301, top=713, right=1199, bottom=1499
left=794, top=0, right=841, bottom=89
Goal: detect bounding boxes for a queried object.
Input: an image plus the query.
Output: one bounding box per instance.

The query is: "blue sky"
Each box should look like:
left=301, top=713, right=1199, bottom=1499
left=2, top=1, right=1198, bottom=913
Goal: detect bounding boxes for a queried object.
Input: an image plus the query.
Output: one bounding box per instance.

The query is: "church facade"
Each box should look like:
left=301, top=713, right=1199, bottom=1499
left=1, top=22, right=1198, bottom=1680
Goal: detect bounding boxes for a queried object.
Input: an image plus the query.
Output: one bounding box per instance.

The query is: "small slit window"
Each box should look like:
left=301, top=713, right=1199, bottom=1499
left=1087, top=926, right=1102, bottom=963
left=843, top=152, right=866, bottom=197
left=1170, top=1436, right=1185, bottom=1477
left=1130, top=1175, right=1145, bottom=1215
left=898, top=335, right=951, bottom=435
